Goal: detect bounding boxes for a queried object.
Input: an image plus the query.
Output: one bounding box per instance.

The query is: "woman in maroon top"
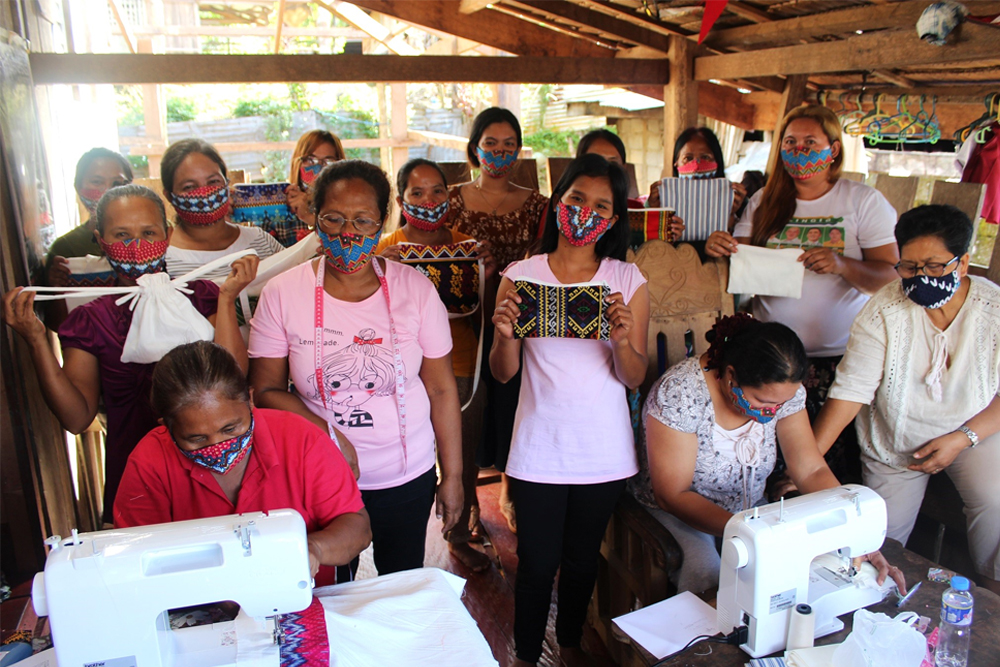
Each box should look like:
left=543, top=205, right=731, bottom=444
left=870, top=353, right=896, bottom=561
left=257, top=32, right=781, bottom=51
left=2, top=184, right=256, bottom=522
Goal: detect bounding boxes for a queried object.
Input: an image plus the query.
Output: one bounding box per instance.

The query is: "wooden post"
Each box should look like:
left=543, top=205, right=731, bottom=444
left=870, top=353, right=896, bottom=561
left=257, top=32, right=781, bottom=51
left=663, top=36, right=696, bottom=177
left=765, top=74, right=807, bottom=177
left=139, top=0, right=167, bottom=178
left=377, top=83, right=390, bottom=170
left=390, top=82, right=408, bottom=176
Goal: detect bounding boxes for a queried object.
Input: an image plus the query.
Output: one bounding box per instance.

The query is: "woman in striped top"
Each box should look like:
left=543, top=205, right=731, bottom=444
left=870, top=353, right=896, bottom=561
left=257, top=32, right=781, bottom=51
left=162, top=139, right=284, bottom=280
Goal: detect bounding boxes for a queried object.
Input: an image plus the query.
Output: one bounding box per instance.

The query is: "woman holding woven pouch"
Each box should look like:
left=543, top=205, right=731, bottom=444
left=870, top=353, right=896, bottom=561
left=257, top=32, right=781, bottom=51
left=282, top=129, right=346, bottom=247
left=491, top=154, right=649, bottom=667
left=377, top=158, right=495, bottom=572
left=815, top=205, right=1000, bottom=595
left=162, top=138, right=284, bottom=280
left=705, top=106, right=898, bottom=483
left=630, top=314, right=904, bottom=595
left=248, top=160, right=463, bottom=576
left=2, top=184, right=257, bottom=523
left=449, top=107, right=549, bottom=533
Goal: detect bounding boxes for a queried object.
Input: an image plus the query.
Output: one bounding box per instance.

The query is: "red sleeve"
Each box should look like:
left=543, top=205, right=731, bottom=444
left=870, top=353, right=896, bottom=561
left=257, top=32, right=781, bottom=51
left=301, top=423, right=365, bottom=528
left=113, top=431, right=175, bottom=527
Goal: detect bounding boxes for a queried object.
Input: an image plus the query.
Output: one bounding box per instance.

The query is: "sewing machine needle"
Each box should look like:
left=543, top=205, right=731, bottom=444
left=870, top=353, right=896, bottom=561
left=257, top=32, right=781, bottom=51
left=896, top=581, right=922, bottom=608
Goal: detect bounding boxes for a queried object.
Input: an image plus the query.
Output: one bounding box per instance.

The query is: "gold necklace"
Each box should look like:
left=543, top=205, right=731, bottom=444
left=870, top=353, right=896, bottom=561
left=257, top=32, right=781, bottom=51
left=475, top=178, right=511, bottom=216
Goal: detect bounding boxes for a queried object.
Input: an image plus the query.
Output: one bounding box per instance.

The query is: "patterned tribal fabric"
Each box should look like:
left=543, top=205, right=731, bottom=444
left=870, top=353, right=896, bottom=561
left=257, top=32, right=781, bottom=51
left=780, top=146, right=834, bottom=180
left=628, top=208, right=675, bottom=247
left=401, top=199, right=449, bottom=232
left=169, top=183, right=231, bottom=225
left=231, top=183, right=305, bottom=247
left=279, top=598, right=329, bottom=666
left=476, top=147, right=518, bottom=178
left=97, top=237, right=169, bottom=280
left=399, top=240, right=480, bottom=315
left=318, top=231, right=379, bottom=274
left=67, top=270, right=117, bottom=288
left=513, top=278, right=611, bottom=340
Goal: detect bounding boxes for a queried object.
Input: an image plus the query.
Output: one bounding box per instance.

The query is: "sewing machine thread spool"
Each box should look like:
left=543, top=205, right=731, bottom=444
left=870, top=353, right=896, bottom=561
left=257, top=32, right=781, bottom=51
left=786, top=603, right=815, bottom=650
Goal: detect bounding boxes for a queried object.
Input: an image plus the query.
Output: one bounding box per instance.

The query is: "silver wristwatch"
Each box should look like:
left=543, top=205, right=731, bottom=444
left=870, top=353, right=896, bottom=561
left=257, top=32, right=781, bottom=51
left=957, top=424, right=979, bottom=448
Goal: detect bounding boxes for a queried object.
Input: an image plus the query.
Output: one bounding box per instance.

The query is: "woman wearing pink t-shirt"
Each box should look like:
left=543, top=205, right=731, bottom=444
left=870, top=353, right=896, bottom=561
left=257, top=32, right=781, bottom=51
left=248, top=160, right=463, bottom=576
left=491, top=154, right=650, bottom=667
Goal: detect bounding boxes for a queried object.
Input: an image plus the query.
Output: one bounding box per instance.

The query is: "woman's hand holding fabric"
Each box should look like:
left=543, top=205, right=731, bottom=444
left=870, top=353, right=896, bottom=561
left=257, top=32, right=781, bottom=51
left=908, top=431, right=970, bottom=474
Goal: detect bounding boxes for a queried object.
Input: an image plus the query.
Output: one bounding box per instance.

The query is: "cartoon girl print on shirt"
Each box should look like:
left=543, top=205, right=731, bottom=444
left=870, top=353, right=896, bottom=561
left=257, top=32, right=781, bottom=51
left=307, top=328, right=404, bottom=429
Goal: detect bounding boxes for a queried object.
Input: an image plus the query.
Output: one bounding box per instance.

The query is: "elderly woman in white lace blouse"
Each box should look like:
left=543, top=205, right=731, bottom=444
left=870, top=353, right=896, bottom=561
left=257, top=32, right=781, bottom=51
left=631, top=314, right=904, bottom=594
left=816, top=204, right=1000, bottom=595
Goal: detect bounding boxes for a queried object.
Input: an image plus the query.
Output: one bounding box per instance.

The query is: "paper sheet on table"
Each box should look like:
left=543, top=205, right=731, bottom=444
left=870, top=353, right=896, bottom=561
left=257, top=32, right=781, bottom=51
left=612, top=591, right=718, bottom=660
left=728, top=245, right=805, bottom=298
left=784, top=643, right=840, bottom=667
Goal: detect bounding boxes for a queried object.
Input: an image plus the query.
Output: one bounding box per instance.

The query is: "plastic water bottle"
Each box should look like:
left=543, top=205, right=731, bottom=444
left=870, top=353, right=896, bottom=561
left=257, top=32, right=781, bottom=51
left=936, top=576, right=973, bottom=667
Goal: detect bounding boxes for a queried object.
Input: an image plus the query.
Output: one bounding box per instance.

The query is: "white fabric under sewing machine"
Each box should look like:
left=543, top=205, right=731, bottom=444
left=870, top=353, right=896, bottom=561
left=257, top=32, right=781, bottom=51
left=728, top=245, right=805, bottom=299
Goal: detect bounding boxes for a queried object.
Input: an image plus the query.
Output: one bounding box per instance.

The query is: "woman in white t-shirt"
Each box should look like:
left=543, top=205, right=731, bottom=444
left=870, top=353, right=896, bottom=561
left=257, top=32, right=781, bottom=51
left=490, top=154, right=649, bottom=667
left=161, top=138, right=285, bottom=279
left=631, top=314, right=903, bottom=595
left=705, top=105, right=899, bottom=482
left=248, top=160, right=463, bottom=577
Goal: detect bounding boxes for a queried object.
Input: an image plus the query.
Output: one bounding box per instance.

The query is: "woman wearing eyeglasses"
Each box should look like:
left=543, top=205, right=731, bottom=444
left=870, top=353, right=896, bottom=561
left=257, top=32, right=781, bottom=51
left=248, top=160, right=464, bottom=576
left=630, top=314, right=905, bottom=596
left=816, top=205, right=1000, bottom=595
left=282, top=130, right=346, bottom=247
left=162, top=139, right=285, bottom=280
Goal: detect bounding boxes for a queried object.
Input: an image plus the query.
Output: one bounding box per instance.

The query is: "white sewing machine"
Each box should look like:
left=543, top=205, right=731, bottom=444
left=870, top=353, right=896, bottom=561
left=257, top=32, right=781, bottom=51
left=32, top=509, right=313, bottom=666
left=716, top=484, right=896, bottom=658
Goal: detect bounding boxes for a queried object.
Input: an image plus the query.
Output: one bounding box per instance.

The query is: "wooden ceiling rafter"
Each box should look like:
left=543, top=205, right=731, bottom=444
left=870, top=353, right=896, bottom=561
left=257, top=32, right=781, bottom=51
left=503, top=0, right=670, bottom=52
left=486, top=3, right=624, bottom=51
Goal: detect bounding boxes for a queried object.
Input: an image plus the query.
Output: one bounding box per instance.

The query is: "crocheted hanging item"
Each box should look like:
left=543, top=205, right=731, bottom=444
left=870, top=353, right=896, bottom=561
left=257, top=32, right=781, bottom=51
left=317, top=230, right=379, bottom=274
left=278, top=597, right=330, bottom=666
left=513, top=278, right=611, bottom=340
left=556, top=202, right=612, bottom=247
left=628, top=208, right=675, bottom=247
left=97, top=237, right=169, bottom=280
left=401, top=199, right=450, bottom=232
left=399, top=240, right=480, bottom=315
left=476, top=146, right=518, bottom=178
left=169, top=182, right=231, bottom=225
left=780, top=146, right=834, bottom=180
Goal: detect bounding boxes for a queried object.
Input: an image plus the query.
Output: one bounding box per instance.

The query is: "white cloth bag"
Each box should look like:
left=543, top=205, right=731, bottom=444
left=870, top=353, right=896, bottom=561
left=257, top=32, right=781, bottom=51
left=727, top=245, right=805, bottom=298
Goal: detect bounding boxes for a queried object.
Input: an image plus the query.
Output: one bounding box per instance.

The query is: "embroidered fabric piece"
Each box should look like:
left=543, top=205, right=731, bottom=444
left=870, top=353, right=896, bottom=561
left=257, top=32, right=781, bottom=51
left=556, top=202, right=612, bottom=246
left=513, top=278, right=611, bottom=340
left=780, top=146, right=834, bottom=180
left=317, top=230, right=379, bottom=274
left=401, top=199, right=449, bottom=231
left=902, top=271, right=961, bottom=310
left=98, top=237, right=170, bottom=280
left=65, top=255, right=117, bottom=287
left=628, top=208, right=675, bottom=247
left=658, top=178, right=733, bottom=241
left=169, top=183, right=231, bottom=225
left=399, top=240, right=480, bottom=315
left=279, top=597, right=330, bottom=666
left=231, top=183, right=302, bottom=246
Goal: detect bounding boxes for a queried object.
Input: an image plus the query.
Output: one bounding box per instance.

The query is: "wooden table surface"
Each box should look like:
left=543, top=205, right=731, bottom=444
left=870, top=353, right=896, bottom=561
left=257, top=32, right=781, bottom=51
left=613, top=539, right=1000, bottom=666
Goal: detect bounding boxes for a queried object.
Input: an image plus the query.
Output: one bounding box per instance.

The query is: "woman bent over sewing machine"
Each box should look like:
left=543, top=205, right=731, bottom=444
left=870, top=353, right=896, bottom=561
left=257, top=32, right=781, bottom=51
left=113, top=340, right=372, bottom=587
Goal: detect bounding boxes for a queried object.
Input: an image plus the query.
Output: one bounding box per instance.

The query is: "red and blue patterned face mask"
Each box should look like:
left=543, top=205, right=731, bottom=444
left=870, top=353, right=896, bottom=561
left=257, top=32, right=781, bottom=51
left=677, top=159, right=718, bottom=179
left=177, top=414, right=254, bottom=475
left=401, top=199, right=450, bottom=231
left=317, top=229, right=380, bottom=274
left=780, top=146, right=834, bottom=180
left=476, top=146, right=519, bottom=178
left=97, top=237, right=169, bottom=280
left=78, top=187, right=106, bottom=214
left=730, top=384, right=780, bottom=424
left=169, top=182, right=231, bottom=226
left=556, top=202, right=613, bottom=247
left=299, top=163, right=324, bottom=191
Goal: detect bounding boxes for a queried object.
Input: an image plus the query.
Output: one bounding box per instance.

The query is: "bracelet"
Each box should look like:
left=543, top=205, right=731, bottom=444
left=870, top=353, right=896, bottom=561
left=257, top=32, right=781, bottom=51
left=957, top=424, right=979, bottom=448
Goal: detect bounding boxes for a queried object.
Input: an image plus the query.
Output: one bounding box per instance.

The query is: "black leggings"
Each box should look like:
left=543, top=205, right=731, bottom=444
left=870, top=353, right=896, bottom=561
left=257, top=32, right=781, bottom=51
left=360, top=466, right=437, bottom=575
left=509, top=477, right=626, bottom=663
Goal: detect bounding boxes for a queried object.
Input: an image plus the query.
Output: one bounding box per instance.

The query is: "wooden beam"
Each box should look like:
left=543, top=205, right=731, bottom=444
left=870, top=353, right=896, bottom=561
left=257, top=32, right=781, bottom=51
left=725, top=0, right=773, bottom=24
left=488, top=3, right=622, bottom=48
left=697, top=81, right=755, bottom=130
left=107, top=0, right=137, bottom=54
left=115, top=25, right=368, bottom=37
left=573, top=0, right=692, bottom=38
left=506, top=0, right=670, bottom=53
left=816, top=85, right=1000, bottom=104
left=664, top=35, right=698, bottom=177
left=125, top=137, right=422, bottom=155
left=273, top=0, right=286, bottom=54
left=696, top=23, right=1000, bottom=80
left=766, top=74, right=807, bottom=176
left=28, top=53, right=668, bottom=85
left=349, top=0, right=613, bottom=57
left=315, top=0, right=418, bottom=55
left=407, top=128, right=470, bottom=151
left=459, top=0, right=493, bottom=13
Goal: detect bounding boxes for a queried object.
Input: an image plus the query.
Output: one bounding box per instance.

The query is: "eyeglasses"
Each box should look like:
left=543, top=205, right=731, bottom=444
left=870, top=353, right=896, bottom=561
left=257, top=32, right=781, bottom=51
left=299, top=156, right=339, bottom=168
left=316, top=214, right=382, bottom=235
left=894, top=256, right=959, bottom=279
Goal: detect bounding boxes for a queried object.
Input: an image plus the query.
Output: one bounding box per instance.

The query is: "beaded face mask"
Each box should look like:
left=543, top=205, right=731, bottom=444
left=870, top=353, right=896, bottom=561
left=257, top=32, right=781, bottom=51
left=78, top=187, right=106, bottom=214
left=169, top=182, right=231, bottom=225
left=476, top=146, right=519, bottom=178
left=730, top=384, right=780, bottom=424
left=317, top=229, right=380, bottom=274
left=299, top=163, right=324, bottom=191
left=780, top=146, right=834, bottom=180
left=556, top=202, right=613, bottom=247
left=97, top=237, right=169, bottom=280
left=677, top=160, right=719, bottom=179
left=902, top=270, right=961, bottom=310
left=177, top=415, right=254, bottom=475
left=401, top=199, right=450, bottom=232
